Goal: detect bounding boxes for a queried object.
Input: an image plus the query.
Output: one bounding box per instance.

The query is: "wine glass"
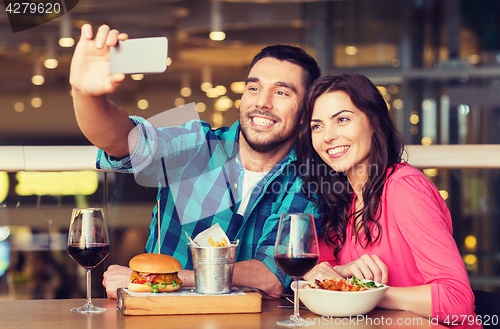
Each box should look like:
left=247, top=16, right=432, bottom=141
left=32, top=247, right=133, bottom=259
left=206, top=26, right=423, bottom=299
left=275, top=213, right=319, bottom=326
left=67, top=208, right=110, bottom=313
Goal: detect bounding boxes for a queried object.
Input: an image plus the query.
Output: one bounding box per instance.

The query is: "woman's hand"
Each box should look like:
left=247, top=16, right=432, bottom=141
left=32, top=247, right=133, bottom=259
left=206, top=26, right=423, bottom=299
left=303, top=262, right=343, bottom=282
left=335, top=254, right=388, bottom=284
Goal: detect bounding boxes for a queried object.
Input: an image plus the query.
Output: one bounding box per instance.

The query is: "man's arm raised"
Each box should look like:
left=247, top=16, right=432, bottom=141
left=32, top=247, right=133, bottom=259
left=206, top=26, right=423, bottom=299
left=70, top=24, right=136, bottom=158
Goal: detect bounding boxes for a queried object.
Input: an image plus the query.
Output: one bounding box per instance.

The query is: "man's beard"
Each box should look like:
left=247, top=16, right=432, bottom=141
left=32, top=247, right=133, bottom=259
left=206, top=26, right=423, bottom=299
left=239, top=111, right=299, bottom=154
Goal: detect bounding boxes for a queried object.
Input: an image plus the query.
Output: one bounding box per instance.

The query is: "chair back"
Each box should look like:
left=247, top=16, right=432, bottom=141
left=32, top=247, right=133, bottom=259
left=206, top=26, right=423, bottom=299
left=473, top=290, right=500, bottom=317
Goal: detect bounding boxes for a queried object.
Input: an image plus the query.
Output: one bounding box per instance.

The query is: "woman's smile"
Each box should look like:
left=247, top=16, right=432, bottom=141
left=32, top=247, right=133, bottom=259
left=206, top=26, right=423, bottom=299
left=327, top=145, right=350, bottom=157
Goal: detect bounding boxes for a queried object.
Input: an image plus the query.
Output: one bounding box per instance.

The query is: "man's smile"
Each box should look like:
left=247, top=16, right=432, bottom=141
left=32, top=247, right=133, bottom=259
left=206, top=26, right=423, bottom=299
left=251, top=115, right=277, bottom=128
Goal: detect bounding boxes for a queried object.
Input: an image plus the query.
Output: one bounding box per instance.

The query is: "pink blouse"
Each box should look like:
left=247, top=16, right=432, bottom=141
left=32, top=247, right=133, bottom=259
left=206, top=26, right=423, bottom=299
left=318, top=163, right=477, bottom=322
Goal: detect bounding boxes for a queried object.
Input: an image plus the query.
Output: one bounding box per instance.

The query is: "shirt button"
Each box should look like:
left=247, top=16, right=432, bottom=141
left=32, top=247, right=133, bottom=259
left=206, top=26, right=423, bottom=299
left=233, top=183, right=238, bottom=188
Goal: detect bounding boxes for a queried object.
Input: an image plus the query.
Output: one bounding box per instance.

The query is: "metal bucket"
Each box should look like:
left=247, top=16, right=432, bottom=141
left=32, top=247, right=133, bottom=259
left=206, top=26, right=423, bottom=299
left=189, top=241, right=238, bottom=294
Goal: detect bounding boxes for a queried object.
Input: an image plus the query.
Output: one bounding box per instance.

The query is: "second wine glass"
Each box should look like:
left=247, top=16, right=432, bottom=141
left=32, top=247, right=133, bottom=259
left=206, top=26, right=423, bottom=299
left=67, top=208, right=110, bottom=313
left=274, top=213, right=319, bottom=326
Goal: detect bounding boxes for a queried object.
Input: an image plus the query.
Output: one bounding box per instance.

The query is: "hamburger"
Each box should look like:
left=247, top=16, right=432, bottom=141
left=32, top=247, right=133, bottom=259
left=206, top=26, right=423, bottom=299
left=128, top=253, right=183, bottom=293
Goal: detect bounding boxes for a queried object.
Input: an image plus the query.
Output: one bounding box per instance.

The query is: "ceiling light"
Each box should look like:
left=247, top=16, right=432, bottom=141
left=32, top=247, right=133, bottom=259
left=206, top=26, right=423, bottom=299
left=421, top=136, right=432, bottom=146
left=180, top=74, right=191, bottom=97
left=44, top=58, right=58, bottom=69
left=18, top=42, right=31, bottom=53
left=206, top=88, right=219, bottom=98
left=230, top=81, right=245, bottom=94
left=393, top=99, right=403, bottom=109
left=345, top=46, right=358, bottom=56
left=377, top=86, right=387, bottom=96
left=422, top=99, right=433, bottom=111
left=131, top=74, right=144, bottom=81
left=32, top=60, right=44, bottom=85
left=175, top=98, right=185, bottom=107
left=31, top=97, right=42, bottom=108
left=137, top=99, right=149, bottom=110
left=214, top=85, right=226, bottom=96
left=464, top=235, right=477, bottom=249
left=463, top=254, right=476, bottom=265
left=210, top=0, right=225, bottom=41
left=439, top=190, right=449, bottom=200
left=59, top=14, right=74, bottom=47
left=180, top=87, right=192, bottom=97
left=209, top=31, right=226, bottom=41
left=201, top=82, right=213, bottom=92
left=59, top=38, right=75, bottom=47
left=32, top=75, right=44, bottom=86
left=410, top=113, right=419, bottom=125
left=388, top=85, right=399, bottom=94
left=14, top=102, right=25, bottom=113
left=196, top=102, right=206, bottom=113
left=392, top=58, right=401, bottom=68
left=423, top=168, right=438, bottom=177
left=44, top=34, right=58, bottom=69
left=201, top=66, right=212, bottom=91
left=215, top=96, right=233, bottom=111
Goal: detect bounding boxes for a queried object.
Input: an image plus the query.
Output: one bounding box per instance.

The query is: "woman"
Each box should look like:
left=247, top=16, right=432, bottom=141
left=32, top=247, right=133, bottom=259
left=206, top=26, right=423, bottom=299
left=297, top=73, right=478, bottom=323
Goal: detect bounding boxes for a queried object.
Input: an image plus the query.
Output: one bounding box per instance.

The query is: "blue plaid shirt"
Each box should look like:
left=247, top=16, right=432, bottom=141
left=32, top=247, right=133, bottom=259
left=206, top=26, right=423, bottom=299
left=97, top=117, right=320, bottom=289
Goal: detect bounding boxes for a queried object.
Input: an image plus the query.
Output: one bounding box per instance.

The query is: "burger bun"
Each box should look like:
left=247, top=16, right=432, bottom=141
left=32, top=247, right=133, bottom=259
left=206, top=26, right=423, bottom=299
left=129, top=253, right=182, bottom=274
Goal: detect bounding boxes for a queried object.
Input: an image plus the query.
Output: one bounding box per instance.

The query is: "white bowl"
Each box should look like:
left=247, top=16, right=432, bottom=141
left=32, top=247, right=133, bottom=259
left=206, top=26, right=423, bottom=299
left=291, top=280, right=389, bottom=317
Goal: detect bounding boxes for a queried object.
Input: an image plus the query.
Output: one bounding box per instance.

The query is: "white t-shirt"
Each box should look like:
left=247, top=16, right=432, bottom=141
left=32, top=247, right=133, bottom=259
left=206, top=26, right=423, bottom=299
left=237, top=167, right=268, bottom=215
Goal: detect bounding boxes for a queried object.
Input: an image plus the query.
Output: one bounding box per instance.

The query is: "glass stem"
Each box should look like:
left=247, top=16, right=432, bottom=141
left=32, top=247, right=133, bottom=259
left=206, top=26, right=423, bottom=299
left=293, top=278, right=300, bottom=319
left=86, top=269, right=92, bottom=306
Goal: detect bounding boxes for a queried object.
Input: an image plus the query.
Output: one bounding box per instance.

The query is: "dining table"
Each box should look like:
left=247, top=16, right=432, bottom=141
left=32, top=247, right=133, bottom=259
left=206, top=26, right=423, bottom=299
left=0, top=296, right=445, bottom=328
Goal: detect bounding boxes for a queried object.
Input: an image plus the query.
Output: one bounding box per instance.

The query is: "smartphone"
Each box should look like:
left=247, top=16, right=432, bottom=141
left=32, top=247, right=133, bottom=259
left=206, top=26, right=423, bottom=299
left=109, top=37, right=168, bottom=75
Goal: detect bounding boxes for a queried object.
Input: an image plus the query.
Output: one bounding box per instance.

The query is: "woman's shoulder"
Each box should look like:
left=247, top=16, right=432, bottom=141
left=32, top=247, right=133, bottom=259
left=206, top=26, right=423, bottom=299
left=381, top=162, right=447, bottom=209
left=384, top=162, right=439, bottom=196
left=387, top=162, right=426, bottom=182
left=382, top=163, right=452, bottom=229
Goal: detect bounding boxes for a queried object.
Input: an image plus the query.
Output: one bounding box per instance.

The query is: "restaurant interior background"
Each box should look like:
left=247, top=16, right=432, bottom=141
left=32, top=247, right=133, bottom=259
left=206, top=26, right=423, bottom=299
left=0, top=0, right=499, bottom=300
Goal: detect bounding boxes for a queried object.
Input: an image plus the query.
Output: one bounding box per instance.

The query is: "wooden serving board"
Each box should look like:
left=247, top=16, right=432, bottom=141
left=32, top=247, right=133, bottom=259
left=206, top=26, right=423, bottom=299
left=117, top=288, right=262, bottom=315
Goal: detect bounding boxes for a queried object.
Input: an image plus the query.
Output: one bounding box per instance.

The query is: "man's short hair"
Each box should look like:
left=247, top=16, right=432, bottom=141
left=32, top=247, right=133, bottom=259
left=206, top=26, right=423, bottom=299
left=248, top=45, right=321, bottom=92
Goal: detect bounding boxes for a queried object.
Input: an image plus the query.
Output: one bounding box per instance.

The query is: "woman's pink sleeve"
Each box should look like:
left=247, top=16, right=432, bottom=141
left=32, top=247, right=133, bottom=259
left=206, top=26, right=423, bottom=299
left=386, top=174, right=475, bottom=320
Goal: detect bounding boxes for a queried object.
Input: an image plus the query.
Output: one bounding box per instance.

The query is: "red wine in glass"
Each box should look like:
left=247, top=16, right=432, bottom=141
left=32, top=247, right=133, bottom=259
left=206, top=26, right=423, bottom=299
left=67, top=208, right=109, bottom=313
left=274, top=213, right=319, bottom=326
left=68, top=243, right=110, bottom=269
left=274, top=254, right=318, bottom=278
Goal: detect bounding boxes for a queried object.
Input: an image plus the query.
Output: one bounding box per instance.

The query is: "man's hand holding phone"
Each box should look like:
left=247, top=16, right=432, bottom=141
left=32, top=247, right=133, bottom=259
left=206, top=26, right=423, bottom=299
left=70, top=24, right=129, bottom=97
left=70, top=24, right=169, bottom=98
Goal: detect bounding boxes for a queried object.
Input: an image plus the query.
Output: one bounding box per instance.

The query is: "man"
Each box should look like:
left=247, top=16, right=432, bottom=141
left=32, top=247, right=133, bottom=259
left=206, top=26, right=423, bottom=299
left=70, top=24, right=321, bottom=299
